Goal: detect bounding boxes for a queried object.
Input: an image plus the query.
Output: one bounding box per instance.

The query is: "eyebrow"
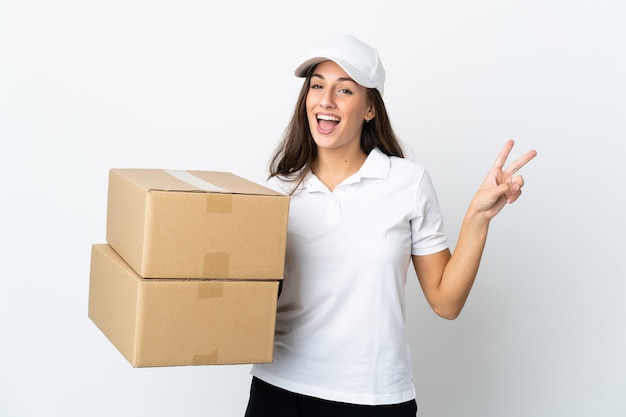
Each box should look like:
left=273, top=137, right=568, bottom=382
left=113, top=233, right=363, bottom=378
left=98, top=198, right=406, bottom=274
left=310, top=73, right=357, bottom=84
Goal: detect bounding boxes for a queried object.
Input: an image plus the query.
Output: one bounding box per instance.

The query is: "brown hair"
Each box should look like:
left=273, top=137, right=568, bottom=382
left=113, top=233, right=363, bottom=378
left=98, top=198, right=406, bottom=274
left=269, top=69, right=404, bottom=189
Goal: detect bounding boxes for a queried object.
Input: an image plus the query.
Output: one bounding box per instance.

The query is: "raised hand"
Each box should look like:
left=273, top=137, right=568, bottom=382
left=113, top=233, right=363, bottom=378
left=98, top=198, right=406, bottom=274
left=470, top=139, right=537, bottom=220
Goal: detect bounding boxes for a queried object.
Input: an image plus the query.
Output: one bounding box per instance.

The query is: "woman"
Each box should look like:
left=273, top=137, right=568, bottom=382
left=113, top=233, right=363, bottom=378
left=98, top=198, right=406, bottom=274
left=245, top=34, right=537, bottom=417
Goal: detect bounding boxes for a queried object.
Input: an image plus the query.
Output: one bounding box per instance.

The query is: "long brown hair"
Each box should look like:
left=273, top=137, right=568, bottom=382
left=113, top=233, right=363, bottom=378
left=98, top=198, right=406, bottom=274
left=269, top=69, right=404, bottom=188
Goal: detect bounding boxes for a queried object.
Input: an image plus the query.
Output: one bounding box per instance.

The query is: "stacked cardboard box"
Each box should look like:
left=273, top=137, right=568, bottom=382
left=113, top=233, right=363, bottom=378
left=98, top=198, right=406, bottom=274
left=88, top=169, right=289, bottom=367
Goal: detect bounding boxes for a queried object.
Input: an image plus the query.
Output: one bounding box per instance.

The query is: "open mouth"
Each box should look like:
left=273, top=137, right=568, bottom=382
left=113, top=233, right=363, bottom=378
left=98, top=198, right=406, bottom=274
left=316, top=114, right=340, bottom=132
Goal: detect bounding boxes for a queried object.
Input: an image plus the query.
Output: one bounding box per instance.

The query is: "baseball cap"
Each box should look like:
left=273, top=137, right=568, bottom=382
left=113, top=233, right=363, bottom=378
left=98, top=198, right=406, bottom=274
left=294, top=35, right=385, bottom=96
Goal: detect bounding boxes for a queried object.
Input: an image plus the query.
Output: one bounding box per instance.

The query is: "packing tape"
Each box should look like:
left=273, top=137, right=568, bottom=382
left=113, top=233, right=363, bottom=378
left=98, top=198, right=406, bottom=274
left=193, top=349, right=219, bottom=364
left=204, top=253, right=231, bottom=277
left=197, top=281, right=224, bottom=299
left=164, top=169, right=229, bottom=193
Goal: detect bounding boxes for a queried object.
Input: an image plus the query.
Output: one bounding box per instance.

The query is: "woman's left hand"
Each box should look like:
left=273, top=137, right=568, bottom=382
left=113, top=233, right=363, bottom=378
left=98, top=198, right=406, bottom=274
left=470, top=139, right=537, bottom=220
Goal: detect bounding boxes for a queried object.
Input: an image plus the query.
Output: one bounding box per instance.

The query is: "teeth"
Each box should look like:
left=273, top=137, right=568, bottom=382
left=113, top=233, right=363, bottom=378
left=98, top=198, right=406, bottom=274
left=317, top=114, right=340, bottom=122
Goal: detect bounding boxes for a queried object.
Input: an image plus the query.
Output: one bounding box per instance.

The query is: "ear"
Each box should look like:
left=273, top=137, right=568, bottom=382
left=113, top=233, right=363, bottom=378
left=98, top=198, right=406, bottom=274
left=365, top=105, right=376, bottom=122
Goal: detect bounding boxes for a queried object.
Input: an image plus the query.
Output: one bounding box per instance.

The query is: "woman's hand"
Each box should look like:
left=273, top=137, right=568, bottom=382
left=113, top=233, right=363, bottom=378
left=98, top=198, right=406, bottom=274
left=470, top=139, right=537, bottom=220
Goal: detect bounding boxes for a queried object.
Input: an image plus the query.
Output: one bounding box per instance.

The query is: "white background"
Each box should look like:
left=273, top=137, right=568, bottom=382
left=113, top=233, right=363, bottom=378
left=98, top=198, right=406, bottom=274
left=1, top=1, right=625, bottom=416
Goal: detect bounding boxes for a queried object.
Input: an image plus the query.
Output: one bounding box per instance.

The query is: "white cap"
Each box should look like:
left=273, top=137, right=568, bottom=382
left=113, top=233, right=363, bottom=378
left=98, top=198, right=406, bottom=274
left=294, top=35, right=385, bottom=96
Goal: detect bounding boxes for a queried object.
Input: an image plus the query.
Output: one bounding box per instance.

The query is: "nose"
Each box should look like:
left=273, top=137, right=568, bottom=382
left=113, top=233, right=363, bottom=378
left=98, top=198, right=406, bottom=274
left=319, top=89, right=336, bottom=108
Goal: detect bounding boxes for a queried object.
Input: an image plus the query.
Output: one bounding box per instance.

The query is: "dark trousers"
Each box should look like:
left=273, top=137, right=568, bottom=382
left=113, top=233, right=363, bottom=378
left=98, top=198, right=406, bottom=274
left=244, top=377, right=418, bottom=417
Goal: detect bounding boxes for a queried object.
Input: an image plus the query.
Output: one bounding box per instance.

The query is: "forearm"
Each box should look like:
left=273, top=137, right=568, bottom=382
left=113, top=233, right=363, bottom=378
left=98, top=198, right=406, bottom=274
left=436, top=212, right=491, bottom=319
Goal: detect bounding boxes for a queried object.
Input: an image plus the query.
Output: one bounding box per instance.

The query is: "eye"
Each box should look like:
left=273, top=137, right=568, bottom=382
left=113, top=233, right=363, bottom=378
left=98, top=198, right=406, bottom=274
left=309, top=83, right=323, bottom=90
left=338, top=88, right=353, bottom=95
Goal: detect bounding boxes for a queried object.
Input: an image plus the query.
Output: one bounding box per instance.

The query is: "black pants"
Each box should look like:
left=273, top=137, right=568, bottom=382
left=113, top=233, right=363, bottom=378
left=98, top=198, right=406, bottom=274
left=244, top=377, right=418, bottom=417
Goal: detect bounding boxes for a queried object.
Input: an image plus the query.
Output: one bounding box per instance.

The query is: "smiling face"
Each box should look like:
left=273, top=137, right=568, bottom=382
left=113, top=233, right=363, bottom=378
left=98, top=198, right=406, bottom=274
left=305, top=60, right=375, bottom=153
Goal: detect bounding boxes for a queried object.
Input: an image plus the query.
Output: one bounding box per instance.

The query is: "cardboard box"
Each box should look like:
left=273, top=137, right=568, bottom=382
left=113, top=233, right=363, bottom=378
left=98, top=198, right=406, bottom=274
left=106, top=169, right=289, bottom=279
left=88, top=244, right=279, bottom=367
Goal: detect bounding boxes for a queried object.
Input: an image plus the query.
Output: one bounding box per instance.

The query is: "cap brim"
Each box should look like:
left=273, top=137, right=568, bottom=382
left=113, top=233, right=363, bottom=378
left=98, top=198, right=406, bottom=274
left=294, top=56, right=376, bottom=90
left=294, top=57, right=326, bottom=78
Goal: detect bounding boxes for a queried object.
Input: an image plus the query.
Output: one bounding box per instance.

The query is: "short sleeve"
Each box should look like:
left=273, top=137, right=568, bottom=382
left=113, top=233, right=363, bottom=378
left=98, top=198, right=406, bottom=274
left=410, top=170, right=449, bottom=256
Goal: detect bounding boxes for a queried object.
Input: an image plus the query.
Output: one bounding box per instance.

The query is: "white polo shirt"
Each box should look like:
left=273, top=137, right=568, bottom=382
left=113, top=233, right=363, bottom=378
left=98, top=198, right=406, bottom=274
left=251, top=148, right=448, bottom=405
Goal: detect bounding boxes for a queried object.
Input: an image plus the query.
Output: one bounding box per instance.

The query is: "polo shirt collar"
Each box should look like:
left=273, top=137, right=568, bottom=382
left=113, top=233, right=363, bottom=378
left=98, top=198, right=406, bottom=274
left=359, top=148, right=390, bottom=180
left=304, top=148, right=390, bottom=192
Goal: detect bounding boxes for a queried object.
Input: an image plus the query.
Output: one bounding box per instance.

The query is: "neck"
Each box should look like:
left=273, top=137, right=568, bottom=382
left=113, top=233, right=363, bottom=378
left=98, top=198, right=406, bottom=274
left=311, top=147, right=367, bottom=191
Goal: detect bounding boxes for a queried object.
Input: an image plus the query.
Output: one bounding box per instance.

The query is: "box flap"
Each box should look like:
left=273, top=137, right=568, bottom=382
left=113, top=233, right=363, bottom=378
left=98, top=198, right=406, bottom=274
left=109, top=169, right=285, bottom=196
